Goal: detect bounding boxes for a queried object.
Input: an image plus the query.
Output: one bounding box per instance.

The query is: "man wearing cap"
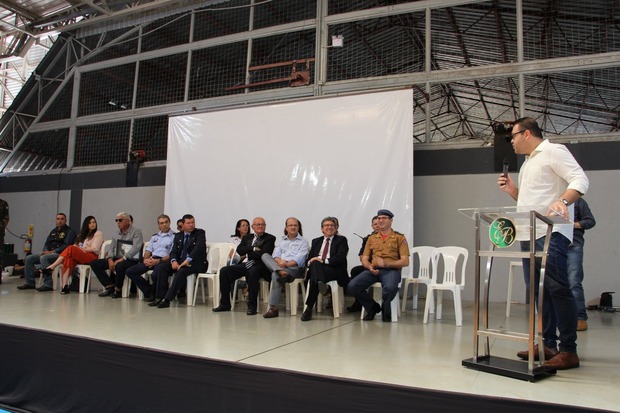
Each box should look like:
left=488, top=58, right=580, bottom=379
left=90, top=212, right=143, bottom=298
left=347, top=209, right=409, bottom=322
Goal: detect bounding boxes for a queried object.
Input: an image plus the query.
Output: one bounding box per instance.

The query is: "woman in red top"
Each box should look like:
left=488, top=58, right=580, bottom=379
left=45, top=216, right=104, bottom=294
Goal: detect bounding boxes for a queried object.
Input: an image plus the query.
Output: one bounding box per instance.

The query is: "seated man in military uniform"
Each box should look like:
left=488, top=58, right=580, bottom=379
left=347, top=209, right=409, bottom=322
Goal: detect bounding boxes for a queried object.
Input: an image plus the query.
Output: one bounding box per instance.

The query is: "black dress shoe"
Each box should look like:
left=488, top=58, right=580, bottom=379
left=157, top=299, right=171, bottom=308
left=382, top=314, right=392, bottom=322
left=110, top=291, right=122, bottom=299
left=148, top=298, right=163, bottom=307
left=346, top=301, right=362, bottom=313
left=143, top=292, right=155, bottom=302
left=98, top=288, right=115, bottom=297
left=363, top=302, right=382, bottom=321
left=212, top=305, right=231, bottom=312
left=36, top=285, right=53, bottom=292
left=60, top=285, right=71, bottom=295
left=246, top=307, right=257, bottom=315
left=301, top=309, right=313, bottom=322
left=17, top=284, right=36, bottom=290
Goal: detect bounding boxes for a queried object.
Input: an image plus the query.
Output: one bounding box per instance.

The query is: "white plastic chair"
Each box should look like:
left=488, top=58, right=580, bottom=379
left=232, top=276, right=270, bottom=309
left=360, top=282, right=402, bottom=323
left=506, top=261, right=523, bottom=317
left=423, top=246, right=468, bottom=326
left=122, top=241, right=154, bottom=298
left=128, top=241, right=152, bottom=300
left=36, top=265, right=62, bottom=290
left=193, top=242, right=236, bottom=307
left=401, top=246, right=437, bottom=313
left=75, top=239, right=112, bottom=293
left=310, top=279, right=345, bottom=318
left=257, top=269, right=307, bottom=315
left=283, top=276, right=306, bottom=316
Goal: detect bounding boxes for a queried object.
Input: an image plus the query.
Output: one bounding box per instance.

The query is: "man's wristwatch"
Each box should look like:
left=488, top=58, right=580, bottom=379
left=560, top=198, right=569, bottom=206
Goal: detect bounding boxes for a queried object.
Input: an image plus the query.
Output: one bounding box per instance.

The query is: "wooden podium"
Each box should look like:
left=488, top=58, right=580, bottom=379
left=458, top=206, right=572, bottom=381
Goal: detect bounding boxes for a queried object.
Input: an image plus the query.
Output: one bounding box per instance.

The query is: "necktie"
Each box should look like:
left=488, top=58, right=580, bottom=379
left=246, top=235, right=260, bottom=268
left=181, top=234, right=189, bottom=260
left=321, top=238, right=330, bottom=260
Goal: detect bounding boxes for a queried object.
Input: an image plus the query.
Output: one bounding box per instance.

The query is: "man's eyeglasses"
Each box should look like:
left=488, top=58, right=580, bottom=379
left=115, top=218, right=125, bottom=222
left=511, top=130, right=525, bottom=138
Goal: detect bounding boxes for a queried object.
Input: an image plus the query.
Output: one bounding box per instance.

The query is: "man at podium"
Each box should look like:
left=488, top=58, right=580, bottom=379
left=497, top=117, right=589, bottom=371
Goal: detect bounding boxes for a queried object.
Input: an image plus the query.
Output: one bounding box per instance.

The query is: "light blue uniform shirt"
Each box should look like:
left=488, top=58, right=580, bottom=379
left=146, top=230, right=175, bottom=258
left=273, top=234, right=309, bottom=267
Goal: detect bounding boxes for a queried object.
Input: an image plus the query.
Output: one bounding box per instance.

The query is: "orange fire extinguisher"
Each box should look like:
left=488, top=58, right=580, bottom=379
left=24, top=224, right=34, bottom=253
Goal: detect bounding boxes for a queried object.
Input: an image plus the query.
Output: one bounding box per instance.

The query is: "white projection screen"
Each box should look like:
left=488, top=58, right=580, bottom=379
left=165, top=89, right=413, bottom=267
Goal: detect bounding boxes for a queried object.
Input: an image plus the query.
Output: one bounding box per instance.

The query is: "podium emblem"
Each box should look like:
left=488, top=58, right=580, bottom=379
left=489, top=217, right=516, bottom=248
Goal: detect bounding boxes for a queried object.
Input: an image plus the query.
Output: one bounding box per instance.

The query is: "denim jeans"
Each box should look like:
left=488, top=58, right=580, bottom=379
left=567, top=245, right=587, bottom=321
left=521, top=232, right=577, bottom=353
left=348, top=268, right=400, bottom=315
left=24, top=253, right=59, bottom=288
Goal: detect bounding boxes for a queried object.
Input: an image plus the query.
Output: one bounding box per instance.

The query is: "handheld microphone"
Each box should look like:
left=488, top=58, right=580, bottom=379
left=501, top=158, right=510, bottom=187
left=502, top=158, right=510, bottom=178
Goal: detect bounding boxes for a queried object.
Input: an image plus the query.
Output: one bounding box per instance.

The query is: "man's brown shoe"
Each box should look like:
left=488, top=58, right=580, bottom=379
left=577, top=320, right=588, bottom=331
left=545, top=352, right=580, bottom=370
left=516, top=344, right=558, bottom=361
left=263, top=307, right=279, bottom=319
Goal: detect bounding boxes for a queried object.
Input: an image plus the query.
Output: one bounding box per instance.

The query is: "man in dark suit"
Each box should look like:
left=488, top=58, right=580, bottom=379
left=212, top=217, right=276, bottom=315
left=347, top=215, right=379, bottom=312
left=151, top=214, right=206, bottom=308
left=301, top=217, right=349, bottom=321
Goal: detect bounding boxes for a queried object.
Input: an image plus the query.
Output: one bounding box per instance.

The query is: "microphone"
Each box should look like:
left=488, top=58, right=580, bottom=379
left=501, top=158, right=510, bottom=187
left=502, top=158, right=510, bottom=179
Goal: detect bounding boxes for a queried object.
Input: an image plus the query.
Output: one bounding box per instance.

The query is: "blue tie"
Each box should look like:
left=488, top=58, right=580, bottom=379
left=181, top=234, right=189, bottom=260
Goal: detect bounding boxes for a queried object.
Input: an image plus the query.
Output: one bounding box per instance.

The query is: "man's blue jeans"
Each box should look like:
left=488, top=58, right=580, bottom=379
left=348, top=268, right=400, bottom=315
left=24, top=253, right=59, bottom=288
left=521, top=232, right=577, bottom=353
left=567, top=245, right=587, bottom=321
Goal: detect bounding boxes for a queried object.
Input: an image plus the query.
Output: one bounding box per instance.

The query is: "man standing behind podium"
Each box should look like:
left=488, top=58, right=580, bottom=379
left=498, top=117, right=589, bottom=370
left=213, top=217, right=276, bottom=315
left=151, top=214, right=206, bottom=308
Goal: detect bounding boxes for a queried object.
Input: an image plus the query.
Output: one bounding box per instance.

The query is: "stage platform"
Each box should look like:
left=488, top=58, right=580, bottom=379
left=0, top=274, right=617, bottom=412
